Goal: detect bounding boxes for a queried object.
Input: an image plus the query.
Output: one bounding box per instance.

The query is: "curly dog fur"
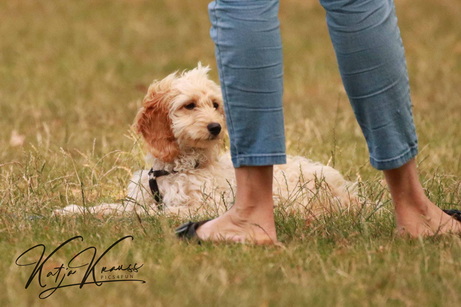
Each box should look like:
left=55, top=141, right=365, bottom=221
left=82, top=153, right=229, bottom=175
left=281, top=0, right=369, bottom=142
left=55, top=64, right=359, bottom=219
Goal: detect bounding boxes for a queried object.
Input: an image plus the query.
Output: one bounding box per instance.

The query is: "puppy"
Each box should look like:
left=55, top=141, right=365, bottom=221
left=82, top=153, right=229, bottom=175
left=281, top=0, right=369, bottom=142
left=55, top=64, right=359, bottom=219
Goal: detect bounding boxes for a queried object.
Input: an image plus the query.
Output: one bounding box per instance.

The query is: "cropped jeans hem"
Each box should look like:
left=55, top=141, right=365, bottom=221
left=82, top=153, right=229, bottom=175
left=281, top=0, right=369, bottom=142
left=232, top=153, right=287, bottom=168
left=371, top=145, right=418, bottom=170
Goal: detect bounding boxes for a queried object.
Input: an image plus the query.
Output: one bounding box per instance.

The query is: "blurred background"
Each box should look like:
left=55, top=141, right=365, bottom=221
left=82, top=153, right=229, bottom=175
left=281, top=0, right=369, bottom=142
left=1, top=0, right=460, bottom=176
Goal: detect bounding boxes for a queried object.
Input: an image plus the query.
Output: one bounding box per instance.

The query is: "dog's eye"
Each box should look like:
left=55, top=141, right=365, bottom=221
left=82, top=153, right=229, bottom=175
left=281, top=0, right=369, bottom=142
left=213, top=102, right=219, bottom=109
left=184, top=102, right=196, bottom=110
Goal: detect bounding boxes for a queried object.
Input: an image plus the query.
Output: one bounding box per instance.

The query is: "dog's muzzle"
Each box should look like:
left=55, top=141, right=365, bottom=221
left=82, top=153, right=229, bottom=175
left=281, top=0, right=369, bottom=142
left=207, top=123, right=221, bottom=136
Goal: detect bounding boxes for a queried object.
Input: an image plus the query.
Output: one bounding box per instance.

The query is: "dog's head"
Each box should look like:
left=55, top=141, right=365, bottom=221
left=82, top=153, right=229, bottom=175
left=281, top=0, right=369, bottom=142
left=134, top=64, right=225, bottom=162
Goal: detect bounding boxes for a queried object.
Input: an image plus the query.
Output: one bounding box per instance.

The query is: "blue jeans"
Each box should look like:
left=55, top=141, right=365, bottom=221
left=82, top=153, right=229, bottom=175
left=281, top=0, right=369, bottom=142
left=208, top=0, right=418, bottom=170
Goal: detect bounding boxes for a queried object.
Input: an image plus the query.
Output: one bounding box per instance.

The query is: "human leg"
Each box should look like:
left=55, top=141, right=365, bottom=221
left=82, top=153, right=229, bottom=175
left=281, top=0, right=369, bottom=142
left=320, top=0, right=460, bottom=236
left=320, top=0, right=418, bottom=170
left=209, top=0, right=286, bottom=167
left=192, top=0, right=284, bottom=243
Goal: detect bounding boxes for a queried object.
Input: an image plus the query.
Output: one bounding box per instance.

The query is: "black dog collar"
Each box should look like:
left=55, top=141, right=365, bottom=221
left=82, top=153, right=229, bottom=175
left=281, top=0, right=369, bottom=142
left=148, top=168, right=174, bottom=204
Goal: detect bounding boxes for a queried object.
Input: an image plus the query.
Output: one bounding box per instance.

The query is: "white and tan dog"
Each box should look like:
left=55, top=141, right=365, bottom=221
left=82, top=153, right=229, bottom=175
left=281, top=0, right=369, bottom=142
left=56, top=65, right=359, bottom=219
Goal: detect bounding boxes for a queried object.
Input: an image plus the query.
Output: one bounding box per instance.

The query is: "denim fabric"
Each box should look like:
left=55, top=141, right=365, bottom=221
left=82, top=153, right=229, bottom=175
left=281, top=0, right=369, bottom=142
left=208, top=0, right=418, bottom=170
left=208, top=0, right=286, bottom=167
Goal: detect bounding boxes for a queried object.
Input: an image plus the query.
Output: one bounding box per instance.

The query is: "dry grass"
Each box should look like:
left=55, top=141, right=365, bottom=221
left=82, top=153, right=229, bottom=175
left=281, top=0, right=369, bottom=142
left=1, top=0, right=461, bottom=306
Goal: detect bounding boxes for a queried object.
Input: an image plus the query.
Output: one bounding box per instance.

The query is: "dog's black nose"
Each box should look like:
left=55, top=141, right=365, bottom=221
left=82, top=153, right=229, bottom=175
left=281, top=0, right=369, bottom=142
left=207, top=123, right=221, bottom=136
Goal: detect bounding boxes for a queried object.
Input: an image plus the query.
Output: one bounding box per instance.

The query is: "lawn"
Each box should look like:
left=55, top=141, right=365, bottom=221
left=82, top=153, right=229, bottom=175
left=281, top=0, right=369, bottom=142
left=1, top=0, right=461, bottom=306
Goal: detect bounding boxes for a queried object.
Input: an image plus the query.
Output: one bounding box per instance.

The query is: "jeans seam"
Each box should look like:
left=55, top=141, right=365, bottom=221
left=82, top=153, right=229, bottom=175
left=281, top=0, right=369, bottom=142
left=211, top=1, right=241, bottom=163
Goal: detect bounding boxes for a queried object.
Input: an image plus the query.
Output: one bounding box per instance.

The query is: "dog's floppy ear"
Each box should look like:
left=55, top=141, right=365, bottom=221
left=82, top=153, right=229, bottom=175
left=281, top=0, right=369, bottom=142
left=134, top=77, right=180, bottom=162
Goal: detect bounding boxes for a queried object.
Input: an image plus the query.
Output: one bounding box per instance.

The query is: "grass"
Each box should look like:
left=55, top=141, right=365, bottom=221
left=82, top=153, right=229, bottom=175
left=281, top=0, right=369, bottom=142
left=1, top=0, right=461, bottom=305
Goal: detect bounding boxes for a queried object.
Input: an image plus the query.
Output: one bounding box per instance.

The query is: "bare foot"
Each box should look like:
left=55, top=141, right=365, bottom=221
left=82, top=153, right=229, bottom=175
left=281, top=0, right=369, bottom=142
left=195, top=165, right=278, bottom=245
left=196, top=206, right=278, bottom=244
left=394, top=197, right=461, bottom=237
left=385, top=159, right=461, bottom=237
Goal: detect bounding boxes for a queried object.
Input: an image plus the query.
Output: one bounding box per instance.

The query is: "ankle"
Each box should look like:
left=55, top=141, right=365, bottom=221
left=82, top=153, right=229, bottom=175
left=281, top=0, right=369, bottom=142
left=384, top=160, right=429, bottom=209
left=229, top=203, right=274, bottom=223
